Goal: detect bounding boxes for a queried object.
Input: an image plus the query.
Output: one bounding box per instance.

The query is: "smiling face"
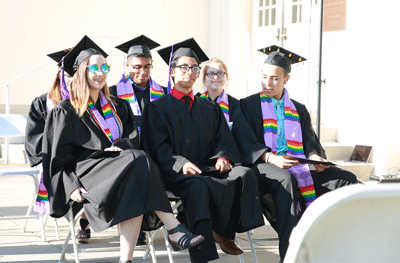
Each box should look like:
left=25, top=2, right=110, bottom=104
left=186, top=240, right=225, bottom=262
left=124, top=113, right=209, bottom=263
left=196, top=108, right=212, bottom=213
left=261, top=63, right=290, bottom=100
left=171, top=56, right=200, bottom=93
left=86, top=54, right=108, bottom=91
left=203, top=61, right=227, bottom=94
left=127, top=56, right=153, bottom=89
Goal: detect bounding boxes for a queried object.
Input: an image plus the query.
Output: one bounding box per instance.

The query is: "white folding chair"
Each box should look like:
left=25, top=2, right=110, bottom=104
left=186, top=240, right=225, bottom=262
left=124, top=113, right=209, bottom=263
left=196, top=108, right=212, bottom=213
left=0, top=167, right=45, bottom=241
left=284, top=183, right=400, bottom=263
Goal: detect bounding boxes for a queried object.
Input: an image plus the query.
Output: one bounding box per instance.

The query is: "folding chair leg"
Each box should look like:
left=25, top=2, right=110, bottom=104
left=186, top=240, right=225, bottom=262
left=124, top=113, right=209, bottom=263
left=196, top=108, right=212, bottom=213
left=235, top=236, right=244, bottom=263
left=146, top=230, right=158, bottom=263
left=162, top=225, right=175, bottom=263
left=39, top=212, right=46, bottom=242
left=59, top=208, right=80, bottom=263
left=22, top=173, right=39, bottom=232
left=247, top=230, right=258, bottom=263
left=54, top=217, right=60, bottom=240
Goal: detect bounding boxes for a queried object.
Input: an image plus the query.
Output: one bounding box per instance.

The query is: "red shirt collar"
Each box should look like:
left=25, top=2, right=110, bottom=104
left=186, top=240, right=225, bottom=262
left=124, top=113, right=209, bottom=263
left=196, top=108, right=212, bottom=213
left=170, top=88, right=194, bottom=101
left=171, top=88, right=194, bottom=110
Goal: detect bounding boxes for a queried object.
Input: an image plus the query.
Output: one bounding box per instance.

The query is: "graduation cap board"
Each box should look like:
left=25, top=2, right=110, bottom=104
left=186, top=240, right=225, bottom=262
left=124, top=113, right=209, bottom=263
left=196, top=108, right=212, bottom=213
left=115, top=35, right=160, bottom=59
left=157, top=38, right=209, bottom=65
left=258, top=45, right=307, bottom=73
left=63, top=35, right=108, bottom=76
left=47, top=48, right=73, bottom=67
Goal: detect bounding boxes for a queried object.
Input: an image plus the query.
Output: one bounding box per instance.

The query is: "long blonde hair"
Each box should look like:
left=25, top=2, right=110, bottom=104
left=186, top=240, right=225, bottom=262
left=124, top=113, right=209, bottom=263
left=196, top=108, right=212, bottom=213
left=48, top=68, right=63, bottom=106
left=70, top=56, right=115, bottom=116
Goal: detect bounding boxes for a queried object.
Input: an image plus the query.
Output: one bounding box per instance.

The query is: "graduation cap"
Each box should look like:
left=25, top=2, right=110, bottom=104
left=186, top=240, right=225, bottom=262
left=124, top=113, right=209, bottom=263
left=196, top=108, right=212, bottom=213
left=157, top=38, right=209, bottom=94
left=157, top=38, right=209, bottom=65
left=63, top=35, right=108, bottom=76
left=115, top=35, right=160, bottom=59
left=47, top=48, right=73, bottom=67
left=258, top=45, right=306, bottom=73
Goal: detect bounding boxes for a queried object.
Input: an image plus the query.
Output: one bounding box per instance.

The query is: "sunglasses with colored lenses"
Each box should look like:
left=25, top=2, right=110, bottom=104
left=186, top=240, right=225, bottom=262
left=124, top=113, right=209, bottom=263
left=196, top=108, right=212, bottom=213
left=87, top=64, right=111, bottom=74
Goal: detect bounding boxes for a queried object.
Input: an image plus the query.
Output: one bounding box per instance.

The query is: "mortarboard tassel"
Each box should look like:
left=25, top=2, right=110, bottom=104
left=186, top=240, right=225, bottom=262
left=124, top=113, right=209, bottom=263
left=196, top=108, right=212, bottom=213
left=60, top=57, right=70, bottom=100
left=167, top=45, right=174, bottom=94
left=122, top=54, right=126, bottom=79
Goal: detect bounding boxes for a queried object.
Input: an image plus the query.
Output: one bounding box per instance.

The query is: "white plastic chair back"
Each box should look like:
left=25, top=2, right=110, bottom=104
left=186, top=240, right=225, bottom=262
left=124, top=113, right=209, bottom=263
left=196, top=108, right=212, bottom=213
left=284, top=183, right=400, bottom=263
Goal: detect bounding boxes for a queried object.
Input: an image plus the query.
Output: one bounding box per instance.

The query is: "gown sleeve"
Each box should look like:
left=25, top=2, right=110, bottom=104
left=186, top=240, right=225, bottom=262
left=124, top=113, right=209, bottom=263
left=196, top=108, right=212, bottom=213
left=25, top=95, right=47, bottom=167
left=112, top=98, right=140, bottom=150
left=141, top=102, right=190, bottom=174
left=295, top=101, right=327, bottom=159
left=42, top=106, right=82, bottom=218
left=230, top=98, right=268, bottom=166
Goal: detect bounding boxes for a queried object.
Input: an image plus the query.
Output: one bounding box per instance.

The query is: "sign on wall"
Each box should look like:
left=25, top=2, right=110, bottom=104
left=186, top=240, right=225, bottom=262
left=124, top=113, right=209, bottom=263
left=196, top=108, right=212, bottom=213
left=323, top=0, right=346, bottom=32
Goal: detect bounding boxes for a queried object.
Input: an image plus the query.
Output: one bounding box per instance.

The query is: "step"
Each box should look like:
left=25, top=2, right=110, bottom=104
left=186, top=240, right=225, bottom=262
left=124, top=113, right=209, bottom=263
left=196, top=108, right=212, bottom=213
left=322, top=142, right=355, bottom=162
left=0, top=144, right=28, bottom=165
left=333, top=161, right=375, bottom=182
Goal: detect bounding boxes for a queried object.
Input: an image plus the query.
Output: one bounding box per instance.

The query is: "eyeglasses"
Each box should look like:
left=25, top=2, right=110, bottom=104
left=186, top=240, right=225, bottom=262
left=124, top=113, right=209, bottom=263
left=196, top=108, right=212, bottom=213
left=131, top=64, right=153, bottom=73
left=174, top=65, right=201, bottom=74
left=205, top=71, right=226, bottom=78
left=87, top=64, right=111, bottom=74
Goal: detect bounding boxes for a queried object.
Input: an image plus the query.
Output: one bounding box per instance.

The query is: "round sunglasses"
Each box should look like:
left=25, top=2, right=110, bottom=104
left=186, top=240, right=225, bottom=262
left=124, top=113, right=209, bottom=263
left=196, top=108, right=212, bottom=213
left=87, top=64, right=111, bottom=74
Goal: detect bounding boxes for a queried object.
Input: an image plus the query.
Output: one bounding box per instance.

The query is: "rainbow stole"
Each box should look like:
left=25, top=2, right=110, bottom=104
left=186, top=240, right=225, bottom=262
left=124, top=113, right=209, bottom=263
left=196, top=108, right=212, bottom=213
left=117, top=75, right=164, bottom=116
left=88, top=93, right=122, bottom=143
left=260, top=90, right=316, bottom=207
left=200, top=90, right=230, bottom=123
left=34, top=172, right=50, bottom=214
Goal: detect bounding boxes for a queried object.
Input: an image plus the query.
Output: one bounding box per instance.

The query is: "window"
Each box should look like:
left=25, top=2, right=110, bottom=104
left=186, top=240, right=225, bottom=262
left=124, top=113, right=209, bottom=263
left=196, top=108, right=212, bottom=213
left=258, top=0, right=277, bottom=27
left=292, top=0, right=302, bottom=24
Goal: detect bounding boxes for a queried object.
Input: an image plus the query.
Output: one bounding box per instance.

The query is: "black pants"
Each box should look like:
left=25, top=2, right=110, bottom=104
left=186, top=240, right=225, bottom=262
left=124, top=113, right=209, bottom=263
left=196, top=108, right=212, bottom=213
left=252, top=163, right=298, bottom=262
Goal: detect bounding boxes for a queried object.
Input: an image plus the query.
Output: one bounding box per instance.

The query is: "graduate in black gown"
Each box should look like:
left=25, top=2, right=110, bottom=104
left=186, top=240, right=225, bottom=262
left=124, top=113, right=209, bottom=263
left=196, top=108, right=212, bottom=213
left=109, top=35, right=167, bottom=131
left=109, top=35, right=167, bottom=245
left=240, top=45, right=357, bottom=261
left=41, top=36, right=203, bottom=263
left=142, top=38, right=264, bottom=263
left=197, top=57, right=299, bottom=262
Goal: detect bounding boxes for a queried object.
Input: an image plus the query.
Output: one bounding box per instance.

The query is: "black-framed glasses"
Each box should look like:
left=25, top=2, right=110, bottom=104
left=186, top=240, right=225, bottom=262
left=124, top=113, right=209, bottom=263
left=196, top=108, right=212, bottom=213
left=205, top=71, right=226, bottom=78
left=174, top=65, right=201, bottom=74
left=87, top=64, right=111, bottom=74
left=131, top=64, right=153, bottom=72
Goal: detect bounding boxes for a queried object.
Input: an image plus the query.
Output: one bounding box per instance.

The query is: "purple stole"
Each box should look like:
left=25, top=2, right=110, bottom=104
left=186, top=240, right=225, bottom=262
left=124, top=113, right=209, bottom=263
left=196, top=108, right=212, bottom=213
left=261, top=89, right=317, bottom=207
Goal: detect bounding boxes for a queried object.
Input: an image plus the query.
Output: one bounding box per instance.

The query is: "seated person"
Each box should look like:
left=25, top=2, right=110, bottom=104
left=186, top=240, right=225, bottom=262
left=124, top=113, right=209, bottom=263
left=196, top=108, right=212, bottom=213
left=197, top=57, right=299, bottom=262
left=240, top=46, right=358, bottom=261
left=141, top=38, right=264, bottom=263
left=42, top=36, right=203, bottom=263
left=109, top=34, right=167, bottom=246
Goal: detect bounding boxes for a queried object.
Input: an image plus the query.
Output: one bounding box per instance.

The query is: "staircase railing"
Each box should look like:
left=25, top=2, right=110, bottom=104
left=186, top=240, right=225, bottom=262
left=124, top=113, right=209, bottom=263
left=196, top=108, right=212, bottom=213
left=0, top=36, right=123, bottom=164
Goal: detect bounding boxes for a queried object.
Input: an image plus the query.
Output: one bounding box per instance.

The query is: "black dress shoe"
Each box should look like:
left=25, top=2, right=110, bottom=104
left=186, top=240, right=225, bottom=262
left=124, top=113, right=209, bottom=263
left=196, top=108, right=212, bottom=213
left=136, top=230, right=147, bottom=246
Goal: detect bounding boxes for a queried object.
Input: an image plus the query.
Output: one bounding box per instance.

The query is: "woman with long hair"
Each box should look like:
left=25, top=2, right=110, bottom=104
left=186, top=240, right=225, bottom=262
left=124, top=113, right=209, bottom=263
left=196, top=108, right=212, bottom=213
left=42, top=36, right=203, bottom=263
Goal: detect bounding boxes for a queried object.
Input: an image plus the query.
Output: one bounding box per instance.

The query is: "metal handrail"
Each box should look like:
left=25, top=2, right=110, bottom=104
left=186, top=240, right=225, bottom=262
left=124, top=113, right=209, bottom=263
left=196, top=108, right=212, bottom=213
left=0, top=35, right=124, bottom=114
left=1, top=36, right=124, bottom=164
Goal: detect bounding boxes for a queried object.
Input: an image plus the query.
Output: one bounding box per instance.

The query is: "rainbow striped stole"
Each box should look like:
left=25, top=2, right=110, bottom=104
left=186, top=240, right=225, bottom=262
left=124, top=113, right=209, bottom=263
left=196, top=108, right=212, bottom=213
left=87, top=92, right=122, bottom=143
left=116, top=75, right=164, bottom=116
left=200, top=90, right=230, bottom=123
left=260, top=89, right=316, bottom=208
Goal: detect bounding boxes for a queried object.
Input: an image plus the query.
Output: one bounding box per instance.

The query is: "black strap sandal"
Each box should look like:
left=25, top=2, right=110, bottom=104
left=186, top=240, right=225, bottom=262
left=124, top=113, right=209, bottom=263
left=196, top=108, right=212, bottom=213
left=167, top=224, right=204, bottom=251
left=76, top=218, right=91, bottom=243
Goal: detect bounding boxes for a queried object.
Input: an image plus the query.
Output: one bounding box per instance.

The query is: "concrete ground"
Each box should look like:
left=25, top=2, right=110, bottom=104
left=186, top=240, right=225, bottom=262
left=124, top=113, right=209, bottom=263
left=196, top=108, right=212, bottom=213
left=0, top=164, right=280, bottom=263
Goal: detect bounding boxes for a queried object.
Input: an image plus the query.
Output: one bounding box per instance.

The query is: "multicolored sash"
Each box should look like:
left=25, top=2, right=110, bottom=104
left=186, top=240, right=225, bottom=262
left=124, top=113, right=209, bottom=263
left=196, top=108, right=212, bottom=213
left=116, top=75, right=164, bottom=116
left=261, top=89, right=316, bottom=207
left=200, top=90, right=230, bottom=123
left=87, top=91, right=123, bottom=143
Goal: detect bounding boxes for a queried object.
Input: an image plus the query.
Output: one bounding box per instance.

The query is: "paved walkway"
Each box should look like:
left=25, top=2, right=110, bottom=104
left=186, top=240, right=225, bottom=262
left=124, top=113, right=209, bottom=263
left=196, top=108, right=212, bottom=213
left=0, top=164, right=280, bottom=263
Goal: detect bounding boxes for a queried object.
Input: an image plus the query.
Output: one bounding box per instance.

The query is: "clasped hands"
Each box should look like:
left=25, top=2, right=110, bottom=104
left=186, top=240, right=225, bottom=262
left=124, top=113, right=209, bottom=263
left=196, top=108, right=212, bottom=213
left=181, top=158, right=232, bottom=175
left=70, top=145, right=123, bottom=202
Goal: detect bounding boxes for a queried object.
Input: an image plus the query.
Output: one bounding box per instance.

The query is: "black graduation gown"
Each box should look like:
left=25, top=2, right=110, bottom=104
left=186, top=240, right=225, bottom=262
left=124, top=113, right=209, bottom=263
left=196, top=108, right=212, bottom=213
left=141, top=94, right=264, bottom=231
left=195, top=92, right=268, bottom=166
left=42, top=98, right=172, bottom=232
left=25, top=93, right=48, bottom=167
left=240, top=93, right=357, bottom=196
left=109, top=82, right=167, bottom=132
